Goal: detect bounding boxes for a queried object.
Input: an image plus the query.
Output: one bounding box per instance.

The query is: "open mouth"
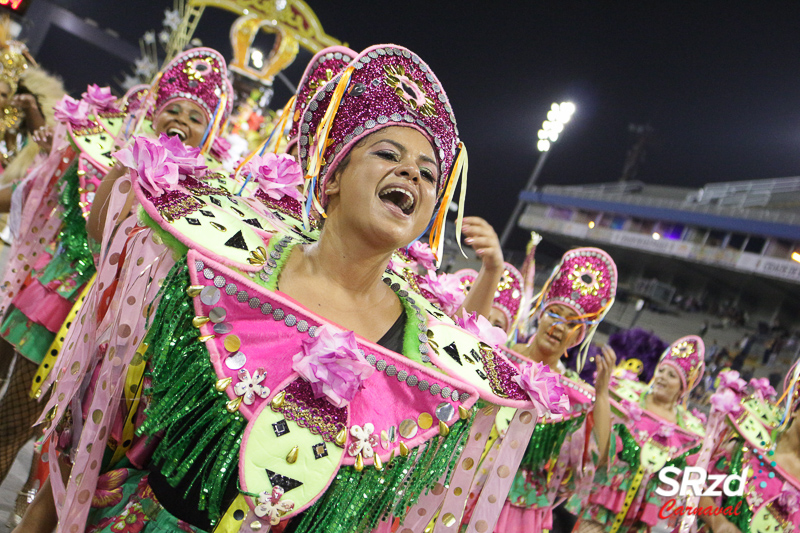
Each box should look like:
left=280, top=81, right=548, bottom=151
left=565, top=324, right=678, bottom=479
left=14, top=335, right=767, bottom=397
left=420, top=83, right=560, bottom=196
left=378, top=186, right=416, bottom=216
left=167, top=127, right=187, bottom=141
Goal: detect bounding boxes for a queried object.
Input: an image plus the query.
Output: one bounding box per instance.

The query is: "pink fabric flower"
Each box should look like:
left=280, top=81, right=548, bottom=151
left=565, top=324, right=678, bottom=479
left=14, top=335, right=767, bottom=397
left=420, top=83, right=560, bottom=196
left=718, top=370, right=746, bottom=393
left=243, top=152, right=305, bottom=203
left=82, top=84, right=119, bottom=112
left=114, top=136, right=179, bottom=197
left=210, top=135, right=232, bottom=162
left=54, top=95, right=92, bottom=128
left=158, top=133, right=207, bottom=177
left=292, top=326, right=375, bottom=408
left=710, top=387, right=743, bottom=416
left=749, top=377, right=776, bottom=400
left=454, top=309, right=508, bottom=347
left=406, top=241, right=437, bottom=271
left=656, top=424, right=675, bottom=438
left=691, top=408, right=707, bottom=424
left=623, top=399, right=643, bottom=421
left=779, top=482, right=800, bottom=514
left=419, top=271, right=466, bottom=316
left=512, top=361, right=570, bottom=417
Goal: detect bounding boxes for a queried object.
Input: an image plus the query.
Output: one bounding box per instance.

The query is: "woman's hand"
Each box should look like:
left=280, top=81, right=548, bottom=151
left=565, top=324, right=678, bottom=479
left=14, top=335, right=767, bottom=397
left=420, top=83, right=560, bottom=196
left=11, top=93, right=37, bottom=111
left=594, top=344, right=617, bottom=395
left=462, top=216, right=503, bottom=273
left=32, top=126, right=53, bottom=152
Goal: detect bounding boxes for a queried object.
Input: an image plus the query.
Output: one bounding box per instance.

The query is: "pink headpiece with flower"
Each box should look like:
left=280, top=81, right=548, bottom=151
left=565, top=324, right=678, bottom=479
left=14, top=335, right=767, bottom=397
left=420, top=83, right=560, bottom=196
left=659, top=335, right=705, bottom=394
left=538, top=247, right=617, bottom=344
left=287, top=46, right=357, bottom=150
left=155, top=47, right=232, bottom=121
left=493, top=263, right=524, bottom=332
left=298, top=44, right=461, bottom=207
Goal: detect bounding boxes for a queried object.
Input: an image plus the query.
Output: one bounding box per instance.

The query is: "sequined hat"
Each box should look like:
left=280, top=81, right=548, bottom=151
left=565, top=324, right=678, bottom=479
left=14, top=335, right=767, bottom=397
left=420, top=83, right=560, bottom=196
left=287, top=46, right=357, bottom=149
left=536, top=248, right=617, bottom=368
left=658, top=335, right=705, bottom=393
left=122, top=84, right=150, bottom=115
left=298, top=43, right=462, bottom=208
left=155, top=47, right=232, bottom=121
left=493, top=263, right=524, bottom=331
left=453, top=268, right=478, bottom=296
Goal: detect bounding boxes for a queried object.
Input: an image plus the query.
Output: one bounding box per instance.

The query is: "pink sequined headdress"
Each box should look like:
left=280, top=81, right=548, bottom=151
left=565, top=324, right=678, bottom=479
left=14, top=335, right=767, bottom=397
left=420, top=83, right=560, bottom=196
left=658, top=335, right=705, bottom=395
left=298, top=44, right=466, bottom=263
left=155, top=47, right=232, bottom=122
left=286, top=46, right=356, bottom=151
left=536, top=247, right=618, bottom=369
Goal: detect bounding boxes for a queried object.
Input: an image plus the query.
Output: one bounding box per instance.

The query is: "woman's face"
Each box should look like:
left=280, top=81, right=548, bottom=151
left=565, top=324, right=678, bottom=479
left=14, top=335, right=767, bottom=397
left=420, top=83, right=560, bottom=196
left=324, top=126, right=438, bottom=251
left=652, top=363, right=683, bottom=405
left=153, top=100, right=208, bottom=148
left=488, top=307, right=508, bottom=331
left=0, top=81, right=12, bottom=109
left=532, top=304, right=583, bottom=360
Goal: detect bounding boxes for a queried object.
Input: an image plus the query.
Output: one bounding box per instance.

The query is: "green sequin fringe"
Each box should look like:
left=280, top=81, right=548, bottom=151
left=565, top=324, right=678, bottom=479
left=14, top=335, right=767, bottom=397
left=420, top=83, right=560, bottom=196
left=720, top=439, right=752, bottom=533
left=615, top=424, right=641, bottom=471
left=136, top=258, right=245, bottom=524
left=293, top=415, right=473, bottom=533
left=56, top=162, right=97, bottom=288
left=520, top=414, right=585, bottom=471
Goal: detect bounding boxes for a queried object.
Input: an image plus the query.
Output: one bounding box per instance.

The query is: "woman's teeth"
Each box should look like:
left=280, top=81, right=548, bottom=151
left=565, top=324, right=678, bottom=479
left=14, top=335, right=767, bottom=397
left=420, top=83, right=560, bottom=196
left=379, top=187, right=415, bottom=213
left=167, top=128, right=186, bottom=141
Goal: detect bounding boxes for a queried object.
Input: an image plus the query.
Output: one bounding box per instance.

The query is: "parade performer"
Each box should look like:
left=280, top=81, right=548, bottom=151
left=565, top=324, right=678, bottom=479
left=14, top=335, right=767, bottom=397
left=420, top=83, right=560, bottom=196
left=454, top=260, right=524, bottom=334
left=6, top=47, right=232, bottom=532
left=692, top=365, right=799, bottom=533
left=574, top=336, right=706, bottom=533
left=31, top=44, right=549, bottom=533
left=474, top=247, right=619, bottom=533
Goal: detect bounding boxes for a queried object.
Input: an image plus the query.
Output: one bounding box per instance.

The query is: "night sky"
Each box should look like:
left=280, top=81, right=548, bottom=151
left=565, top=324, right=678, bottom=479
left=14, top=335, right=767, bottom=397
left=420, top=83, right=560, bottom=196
left=27, top=1, right=800, bottom=249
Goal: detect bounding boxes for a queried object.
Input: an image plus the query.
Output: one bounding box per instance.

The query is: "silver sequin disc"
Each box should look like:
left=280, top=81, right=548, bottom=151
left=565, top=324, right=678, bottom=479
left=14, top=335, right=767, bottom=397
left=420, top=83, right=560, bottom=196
left=398, top=419, right=418, bottom=439
left=436, top=402, right=456, bottom=422
left=224, top=351, right=246, bottom=370
left=209, top=307, right=227, bottom=323
left=213, top=322, right=233, bottom=335
left=200, top=286, right=221, bottom=306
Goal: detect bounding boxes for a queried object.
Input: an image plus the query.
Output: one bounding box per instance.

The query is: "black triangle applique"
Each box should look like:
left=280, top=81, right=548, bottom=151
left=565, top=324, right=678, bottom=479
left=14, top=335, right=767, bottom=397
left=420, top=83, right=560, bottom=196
left=210, top=196, right=222, bottom=207
left=102, top=151, right=112, bottom=159
left=243, top=218, right=263, bottom=229
left=186, top=218, right=201, bottom=226
left=199, top=209, right=216, bottom=218
left=443, top=342, right=462, bottom=366
left=265, top=469, right=303, bottom=493
left=224, top=230, right=248, bottom=250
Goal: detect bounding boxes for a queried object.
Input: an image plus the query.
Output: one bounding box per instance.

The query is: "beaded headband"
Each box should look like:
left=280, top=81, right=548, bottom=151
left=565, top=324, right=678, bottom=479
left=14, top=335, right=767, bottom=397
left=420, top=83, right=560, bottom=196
left=658, top=335, right=705, bottom=395
left=297, top=44, right=466, bottom=262
left=286, top=46, right=356, bottom=150
left=535, top=247, right=617, bottom=370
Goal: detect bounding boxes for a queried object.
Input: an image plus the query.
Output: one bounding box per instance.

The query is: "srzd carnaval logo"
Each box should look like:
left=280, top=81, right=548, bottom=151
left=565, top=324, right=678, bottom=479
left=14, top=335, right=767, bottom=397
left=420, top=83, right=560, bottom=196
left=655, top=466, right=748, bottom=519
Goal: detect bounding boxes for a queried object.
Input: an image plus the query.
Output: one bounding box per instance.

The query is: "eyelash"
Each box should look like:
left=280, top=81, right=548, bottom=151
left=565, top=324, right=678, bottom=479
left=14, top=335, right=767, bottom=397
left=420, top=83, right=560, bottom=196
left=376, top=150, right=436, bottom=182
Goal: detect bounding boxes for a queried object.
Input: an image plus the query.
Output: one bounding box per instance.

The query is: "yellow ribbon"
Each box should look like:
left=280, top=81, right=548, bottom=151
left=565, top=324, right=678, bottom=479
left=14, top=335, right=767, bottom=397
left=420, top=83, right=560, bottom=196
left=302, top=65, right=355, bottom=217
left=212, top=493, right=251, bottom=533
left=429, top=142, right=468, bottom=266
left=608, top=464, right=646, bottom=533
left=108, top=341, right=148, bottom=466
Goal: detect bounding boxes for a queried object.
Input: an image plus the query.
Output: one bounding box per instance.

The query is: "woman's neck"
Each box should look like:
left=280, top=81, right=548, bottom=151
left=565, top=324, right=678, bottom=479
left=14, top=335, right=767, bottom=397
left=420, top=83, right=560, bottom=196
left=645, top=393, right=678, bottom=423
left=300, top=224, right=394, bottom=296
left=523, top=342, right=564, bottom=374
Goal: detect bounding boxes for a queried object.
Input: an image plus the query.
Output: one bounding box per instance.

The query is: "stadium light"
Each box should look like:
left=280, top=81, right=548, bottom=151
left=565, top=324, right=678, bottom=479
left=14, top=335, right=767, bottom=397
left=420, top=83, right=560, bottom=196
left=500, top=101, right=577, bottom=247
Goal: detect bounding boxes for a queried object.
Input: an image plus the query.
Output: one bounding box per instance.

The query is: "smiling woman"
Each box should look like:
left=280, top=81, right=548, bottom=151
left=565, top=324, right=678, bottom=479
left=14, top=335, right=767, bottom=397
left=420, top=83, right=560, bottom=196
left=32, top=44, right=543, bottom=533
